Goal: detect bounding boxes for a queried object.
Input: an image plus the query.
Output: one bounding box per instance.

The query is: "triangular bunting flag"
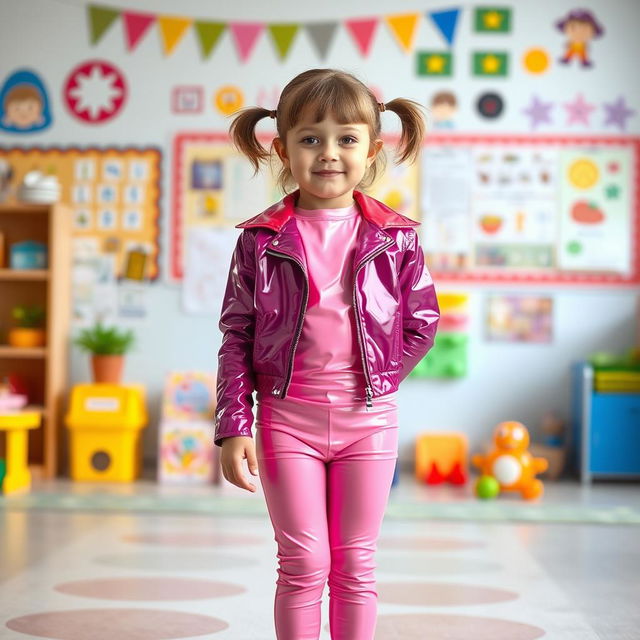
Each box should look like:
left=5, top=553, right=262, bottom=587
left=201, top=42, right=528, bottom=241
left=344, top=17, right=378, bottom=56
left=305, top=22, right=338, bottom=59
left=229, top=22, right=265, bottom=63
left=87, top=4, right=119, bottom=45
left=122, top=10, right=155, bottom=52
left=268, top=23, right=300, bottom=60
left=158, top=15, right=193, bottom=56
left=384, top=13, right=420, bottom=53
left=194, top=21, right=226, bottom=59
left=429, top=8, right=460, bottom=46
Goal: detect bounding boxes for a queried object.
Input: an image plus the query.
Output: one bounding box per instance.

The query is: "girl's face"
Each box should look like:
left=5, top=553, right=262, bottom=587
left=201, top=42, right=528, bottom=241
left=274, top=110, right=383, bottom=209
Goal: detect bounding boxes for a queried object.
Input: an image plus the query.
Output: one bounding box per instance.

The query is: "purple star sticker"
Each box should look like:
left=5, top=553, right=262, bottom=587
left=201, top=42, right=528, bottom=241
left=563, top=93, right=596, bottom=126
left=603, top=96, right=636, bottom=131
left=522, top=95, right=554, bottom=129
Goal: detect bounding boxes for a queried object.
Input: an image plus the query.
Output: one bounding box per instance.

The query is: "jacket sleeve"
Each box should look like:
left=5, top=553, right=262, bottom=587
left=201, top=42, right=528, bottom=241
left=214, top=230, right=257, bottom=447
left=398, top=227, right=440, bottom=383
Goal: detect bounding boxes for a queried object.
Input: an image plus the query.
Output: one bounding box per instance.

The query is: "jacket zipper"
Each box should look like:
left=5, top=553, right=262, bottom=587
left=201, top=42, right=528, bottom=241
left=265, top=248, right=309, bottom=399
left=352, top=238, right=395, bottom=411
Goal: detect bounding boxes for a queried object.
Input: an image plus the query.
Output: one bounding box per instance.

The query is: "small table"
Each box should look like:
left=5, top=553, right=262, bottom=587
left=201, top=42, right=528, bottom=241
left=0, top=410, right=41, bottom=494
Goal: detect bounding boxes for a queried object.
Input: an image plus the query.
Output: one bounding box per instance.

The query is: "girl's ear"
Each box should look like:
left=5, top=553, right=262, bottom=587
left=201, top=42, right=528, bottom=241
left=273, top=137, right=289, bottom=168
left=367, top=138, right=384, bottom=167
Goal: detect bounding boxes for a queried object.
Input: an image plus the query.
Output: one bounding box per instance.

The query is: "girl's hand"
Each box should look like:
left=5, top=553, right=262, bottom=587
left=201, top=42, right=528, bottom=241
left=220, top=436, right=259, bottom=492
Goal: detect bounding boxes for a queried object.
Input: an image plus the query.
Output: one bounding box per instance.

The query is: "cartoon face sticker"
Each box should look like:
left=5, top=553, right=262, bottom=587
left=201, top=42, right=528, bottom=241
left=555, top=9, right=604, bottom=68
left=0, top=69, right=52, bottom=133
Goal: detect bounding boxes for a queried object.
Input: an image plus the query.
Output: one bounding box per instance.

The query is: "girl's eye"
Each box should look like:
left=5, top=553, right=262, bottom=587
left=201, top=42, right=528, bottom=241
left=301, top=137, right=319, bottom=144
left=341, top=136, right=357, bottom=144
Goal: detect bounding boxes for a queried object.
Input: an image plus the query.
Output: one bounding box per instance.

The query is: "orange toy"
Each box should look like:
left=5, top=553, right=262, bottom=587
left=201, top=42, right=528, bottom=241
left=472, top=421, right=549, bottom=500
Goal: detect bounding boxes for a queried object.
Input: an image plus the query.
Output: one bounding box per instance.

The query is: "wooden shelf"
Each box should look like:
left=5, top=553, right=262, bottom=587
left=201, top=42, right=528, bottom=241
left=0, top=345, right=48, bottom=359
left=0, top=200, right=52, bottom=214
left=0, top=201, right=72, bottom=478
left=0, top=268, right=49, bottom=281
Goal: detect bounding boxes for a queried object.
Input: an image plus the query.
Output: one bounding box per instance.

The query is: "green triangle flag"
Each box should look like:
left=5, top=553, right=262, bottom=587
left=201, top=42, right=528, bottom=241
left=88, top=4, right=119, bottom=45
left=194, top=21, right=226, bottom=59
left=268, top=23, right=299, bottom=60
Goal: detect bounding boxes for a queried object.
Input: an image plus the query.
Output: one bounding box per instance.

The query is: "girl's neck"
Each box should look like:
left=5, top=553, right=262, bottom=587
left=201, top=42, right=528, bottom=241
left=295, top=190, right=356, bottom=210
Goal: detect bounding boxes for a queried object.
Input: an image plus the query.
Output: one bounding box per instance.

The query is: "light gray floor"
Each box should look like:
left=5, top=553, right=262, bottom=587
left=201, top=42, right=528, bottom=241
left=1, top=475, right=639, bottom=639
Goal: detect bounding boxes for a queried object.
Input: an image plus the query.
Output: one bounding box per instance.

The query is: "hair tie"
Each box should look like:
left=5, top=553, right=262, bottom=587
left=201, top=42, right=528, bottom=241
left=269, top=110, right=277, bottom=119
left=378, top=102, right=386, bottom=113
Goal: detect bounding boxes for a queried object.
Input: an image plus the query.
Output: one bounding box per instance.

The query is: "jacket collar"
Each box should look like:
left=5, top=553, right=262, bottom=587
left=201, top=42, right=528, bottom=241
left=235, top=189, right=420, bottom=231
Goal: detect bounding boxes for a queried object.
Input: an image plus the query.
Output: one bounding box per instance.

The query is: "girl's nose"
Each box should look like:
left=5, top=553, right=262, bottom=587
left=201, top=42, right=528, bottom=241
left=318, top=142, right=338, bottom=161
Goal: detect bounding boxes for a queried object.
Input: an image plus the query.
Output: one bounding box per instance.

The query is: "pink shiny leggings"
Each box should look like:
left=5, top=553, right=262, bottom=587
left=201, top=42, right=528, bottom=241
left=255, top=392, right=398, bottom=640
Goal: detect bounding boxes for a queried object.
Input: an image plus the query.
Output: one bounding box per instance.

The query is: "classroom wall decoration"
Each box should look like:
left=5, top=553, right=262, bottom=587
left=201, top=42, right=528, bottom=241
left=86, top=3, right=464, bottom=61
left=486, top=294, right=553, bottom=343
left=420, top=135, right=640, bottom=285
left=0, top=69, right=53, bottom=134
left=0, top=147, right=161, bottom=282
left=62, top=60, right=128, bottom=125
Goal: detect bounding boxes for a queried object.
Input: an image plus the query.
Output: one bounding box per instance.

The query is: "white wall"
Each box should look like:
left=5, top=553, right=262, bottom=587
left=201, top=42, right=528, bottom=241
left=1, top=0, right=638, bottom=470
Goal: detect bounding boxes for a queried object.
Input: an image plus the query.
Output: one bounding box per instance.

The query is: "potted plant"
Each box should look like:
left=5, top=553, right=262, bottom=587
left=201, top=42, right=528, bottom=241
left=73, top=322, right=136, bottom=384
left=8, top=304, right=46, bottom=347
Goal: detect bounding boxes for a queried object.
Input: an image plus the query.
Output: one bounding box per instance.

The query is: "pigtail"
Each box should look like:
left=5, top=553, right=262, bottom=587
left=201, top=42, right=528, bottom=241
left=383, top=98, right=427, bottom=165
left=228, top=106, right=275, bottom=174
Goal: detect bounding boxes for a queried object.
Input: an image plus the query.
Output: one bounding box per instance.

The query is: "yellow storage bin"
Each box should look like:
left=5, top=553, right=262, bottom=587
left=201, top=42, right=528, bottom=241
left=65, top=384, right=147, bottom=482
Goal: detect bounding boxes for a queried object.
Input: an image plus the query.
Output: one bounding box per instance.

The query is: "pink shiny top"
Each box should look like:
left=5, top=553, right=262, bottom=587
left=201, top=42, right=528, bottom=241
left=284, top=201, right=397, bottom=406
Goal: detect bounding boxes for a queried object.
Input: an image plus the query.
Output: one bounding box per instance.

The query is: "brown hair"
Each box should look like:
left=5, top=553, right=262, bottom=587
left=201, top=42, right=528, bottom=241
left=228, top=68, right=427, bottom=194
left=4, top=85, right=42, bottom=111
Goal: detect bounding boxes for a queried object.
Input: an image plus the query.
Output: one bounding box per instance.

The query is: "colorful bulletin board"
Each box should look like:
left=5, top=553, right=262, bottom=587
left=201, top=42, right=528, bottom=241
left=170, top=131, right=419, bottom=282
left=0, top=147, right=161, bottom=280
left=421, top=135, right=640, bottom=285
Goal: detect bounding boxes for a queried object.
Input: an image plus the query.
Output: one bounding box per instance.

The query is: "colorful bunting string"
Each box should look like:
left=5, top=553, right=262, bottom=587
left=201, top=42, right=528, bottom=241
left=87, top=4, right=463, bottom=62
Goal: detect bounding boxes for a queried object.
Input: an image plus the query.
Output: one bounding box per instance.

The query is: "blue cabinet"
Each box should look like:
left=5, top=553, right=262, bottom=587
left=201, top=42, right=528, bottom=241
left=571, top=362, right=640, bottom=483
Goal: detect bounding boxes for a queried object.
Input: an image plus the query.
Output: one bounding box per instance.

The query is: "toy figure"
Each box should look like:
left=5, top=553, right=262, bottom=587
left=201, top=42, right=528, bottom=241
left=472, top=421, right=548, bottom=499
left=555, top=9, right=604, bottom=68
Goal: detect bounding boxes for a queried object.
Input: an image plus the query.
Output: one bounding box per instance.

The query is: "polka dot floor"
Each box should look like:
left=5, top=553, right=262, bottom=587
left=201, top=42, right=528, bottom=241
left=2, top=474, right=639, bottom=639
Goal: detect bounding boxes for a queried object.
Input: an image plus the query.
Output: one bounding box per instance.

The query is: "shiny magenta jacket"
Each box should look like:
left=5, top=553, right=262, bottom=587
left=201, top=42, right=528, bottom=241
left=214, top=189, right=440, bottom=447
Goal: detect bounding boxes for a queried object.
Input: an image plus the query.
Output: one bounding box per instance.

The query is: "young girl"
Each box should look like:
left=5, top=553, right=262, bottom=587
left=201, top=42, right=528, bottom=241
left=214, top=68, right=439, bottom=640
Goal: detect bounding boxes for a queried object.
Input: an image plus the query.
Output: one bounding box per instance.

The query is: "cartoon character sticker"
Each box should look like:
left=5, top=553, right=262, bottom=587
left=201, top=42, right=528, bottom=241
left=430, top=91, right=458, bottom=129
left=0, top=69, right=52, bottom=133
left=555, top=9, right=604, bottom=68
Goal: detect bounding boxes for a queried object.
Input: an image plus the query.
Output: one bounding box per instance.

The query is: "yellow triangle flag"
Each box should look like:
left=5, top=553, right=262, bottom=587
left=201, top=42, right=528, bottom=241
left=158, top=15, right=193, bottom=55
left=384, top=13, right=420, bottom=53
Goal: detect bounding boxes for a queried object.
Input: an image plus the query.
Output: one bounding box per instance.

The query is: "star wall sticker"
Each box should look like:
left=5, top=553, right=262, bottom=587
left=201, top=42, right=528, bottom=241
left=522, top=95, right=554, bottom=129
left=563, top=93, right=596, bottom=126
left=603, top=96, right=636, bottom=131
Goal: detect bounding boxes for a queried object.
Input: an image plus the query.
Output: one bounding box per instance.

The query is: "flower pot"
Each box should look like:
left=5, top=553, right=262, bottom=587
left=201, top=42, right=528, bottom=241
left=91, top=354, right=125, bottom=384
left=7, top=327, right=46, bottom=348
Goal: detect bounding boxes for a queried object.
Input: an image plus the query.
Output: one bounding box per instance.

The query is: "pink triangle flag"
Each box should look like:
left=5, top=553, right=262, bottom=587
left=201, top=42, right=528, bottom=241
left=122, top=10, right=156, bottom=51
left=229, top=22, right=265, bottom=62
left=344, top=17, right=378, bottom=56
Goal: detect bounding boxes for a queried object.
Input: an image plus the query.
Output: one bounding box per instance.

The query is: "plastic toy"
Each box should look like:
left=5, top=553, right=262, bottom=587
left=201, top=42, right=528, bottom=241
left=476, top=474, right=500, bottom=499
left=415, top=432, right=468, bottom=485
left=472, top=421, right=549, bottom=500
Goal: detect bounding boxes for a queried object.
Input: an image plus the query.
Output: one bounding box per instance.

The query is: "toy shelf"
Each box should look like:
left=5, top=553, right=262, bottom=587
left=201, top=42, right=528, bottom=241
left=0, top=200, right=72, bottom=480
left=571, top=361, right=640, bottom=484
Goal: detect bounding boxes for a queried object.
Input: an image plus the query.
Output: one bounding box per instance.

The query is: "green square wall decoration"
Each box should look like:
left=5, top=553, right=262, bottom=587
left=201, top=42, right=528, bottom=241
left=417, top=51, right=453, bottom=77
left=472, top=51, right=509, bottom=77
left=474, top=7, right=512, bottom=33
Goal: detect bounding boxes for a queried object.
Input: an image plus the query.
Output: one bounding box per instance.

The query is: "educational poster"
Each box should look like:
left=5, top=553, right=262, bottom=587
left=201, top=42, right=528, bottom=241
left=170, top=132, right=280, bottom=282
left=0, top=147, right=161, bottom=280
left=183, top=226, right=240, bottom=315
left=420, top=136, right=639, bottom=284
left=471, top=146, right=558, bottom=271
left=486, top=294, right=553, bottom=343
left=558, top=147, right=632, bottom=274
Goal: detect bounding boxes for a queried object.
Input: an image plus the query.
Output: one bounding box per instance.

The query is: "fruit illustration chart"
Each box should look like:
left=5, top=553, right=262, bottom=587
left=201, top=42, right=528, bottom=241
left=420, top=136, right=639, bottom=284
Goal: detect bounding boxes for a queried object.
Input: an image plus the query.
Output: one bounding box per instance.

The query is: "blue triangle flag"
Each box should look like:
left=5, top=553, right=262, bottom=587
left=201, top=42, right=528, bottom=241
left=428, top=8, right=460, bottom=46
